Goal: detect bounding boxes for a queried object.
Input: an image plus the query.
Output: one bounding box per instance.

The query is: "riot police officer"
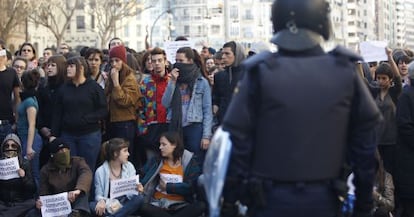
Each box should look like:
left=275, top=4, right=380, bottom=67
left=220, top=0, right=382, bottom=217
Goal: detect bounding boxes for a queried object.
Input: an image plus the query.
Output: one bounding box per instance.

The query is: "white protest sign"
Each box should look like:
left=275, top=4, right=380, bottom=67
left=359, top=41, right=388, bottom=62
left=0, top=157, right=20, bottom=180
left=110, top=175, right=139, bottom=199
left=164, top=40, right=195, bottom=64
left=156, top=173, right=183, bottom=194
left=40, top=192, right=71, bottom=217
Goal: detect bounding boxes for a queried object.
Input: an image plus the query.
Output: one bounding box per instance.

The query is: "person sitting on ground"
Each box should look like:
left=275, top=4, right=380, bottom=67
left=0, top=133, right=36, bottom=216
left=90, top=138, right=144, bottom=217
left=32, top=138, right=92, bottom=217
left=139, top=131, right=205, bottom=217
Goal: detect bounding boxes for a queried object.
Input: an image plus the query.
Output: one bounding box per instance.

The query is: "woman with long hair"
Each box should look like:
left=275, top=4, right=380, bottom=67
left=162, top=47, right=213, bottom=165
left=105, top=45, right=141, bottom=167
left=37, top=55, right=67, bottom=166
left=139, top=131, right=205, bottom=217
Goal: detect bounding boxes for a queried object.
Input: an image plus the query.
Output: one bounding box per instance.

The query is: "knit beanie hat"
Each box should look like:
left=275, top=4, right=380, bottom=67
left=109, top=45, right=127, bottom=64
left=49, top=138, right=70, bottom=154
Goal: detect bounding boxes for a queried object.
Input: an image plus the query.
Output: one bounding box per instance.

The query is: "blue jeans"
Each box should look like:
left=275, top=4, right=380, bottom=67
left=110, top=120, right=137, bottom=168
left=183, top=123, right=205, bottom=165
left=61, top=130, right=101, bottom=172
left=0, top=123, right=13, bottom=144
left=89, top=195, right=143, bottom=217
left=21, top=133, right=43, bottom=188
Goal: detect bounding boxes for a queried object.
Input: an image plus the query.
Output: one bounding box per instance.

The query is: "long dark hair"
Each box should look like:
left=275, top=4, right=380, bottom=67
left=47, top=55, right=67, bottom=86
left=160, top=131, right=184, bottom=164
left=176, top=47, right=208, bottom=79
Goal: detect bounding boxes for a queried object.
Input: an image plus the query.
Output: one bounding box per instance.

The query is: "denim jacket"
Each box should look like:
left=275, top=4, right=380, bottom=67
left=162, top=75, right=213, bottom=139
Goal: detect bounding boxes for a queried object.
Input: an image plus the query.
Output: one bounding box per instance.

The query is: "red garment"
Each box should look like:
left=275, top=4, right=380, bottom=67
left=153, top=74, right=168, bottom=123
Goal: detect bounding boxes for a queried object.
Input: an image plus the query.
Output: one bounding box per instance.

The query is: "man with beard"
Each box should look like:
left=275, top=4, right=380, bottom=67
left=0, top=133, right=36, bottom=217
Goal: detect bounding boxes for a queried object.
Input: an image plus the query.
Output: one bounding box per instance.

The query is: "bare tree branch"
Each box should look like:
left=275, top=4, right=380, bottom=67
left=29, top=0, right=80, bottom=48
left=0, top=0, right=33, bottom=44
left=89, top=0, right=156, bottom=48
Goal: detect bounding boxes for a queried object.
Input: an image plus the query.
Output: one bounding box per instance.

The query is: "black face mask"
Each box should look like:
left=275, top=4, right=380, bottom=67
left=173, top=62, right=199, bottom=84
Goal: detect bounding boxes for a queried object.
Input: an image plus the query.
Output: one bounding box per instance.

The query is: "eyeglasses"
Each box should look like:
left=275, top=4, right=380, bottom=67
left=13, top=65, right=26, bottom=70
left=60, top=47, right=69, bottom=50
left=22, top=49, right=32, bottom=52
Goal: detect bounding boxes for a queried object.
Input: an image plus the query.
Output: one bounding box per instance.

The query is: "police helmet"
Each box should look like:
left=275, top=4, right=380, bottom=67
left=270, top=0, right=332, bottom=51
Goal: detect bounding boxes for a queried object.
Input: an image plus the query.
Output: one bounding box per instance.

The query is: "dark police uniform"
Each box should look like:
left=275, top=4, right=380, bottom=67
left=220, top=1, right=382, bottom=217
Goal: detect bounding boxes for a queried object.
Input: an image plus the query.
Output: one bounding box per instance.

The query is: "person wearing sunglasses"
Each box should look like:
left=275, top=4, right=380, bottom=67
left=0, top=133, right=36, bottom=216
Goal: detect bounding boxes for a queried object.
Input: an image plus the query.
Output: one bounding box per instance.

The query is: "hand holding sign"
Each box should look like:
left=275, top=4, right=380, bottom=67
left=0, top=157, right=20, bottom=180
left=40, top=192, right=72, bottom=217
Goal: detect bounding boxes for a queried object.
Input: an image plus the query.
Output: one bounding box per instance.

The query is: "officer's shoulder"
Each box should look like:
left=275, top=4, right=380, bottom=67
left=329, top=45, right=363, bottom=62
left=241, top=51, right=274, bottom=70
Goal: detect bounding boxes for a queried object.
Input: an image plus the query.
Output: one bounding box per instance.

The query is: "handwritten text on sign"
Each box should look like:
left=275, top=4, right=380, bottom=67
left=0, top=157, right=19, bottom=180
left=40, top=192, right=71, bottom=217
left=110, top=175, right=139, bottom=199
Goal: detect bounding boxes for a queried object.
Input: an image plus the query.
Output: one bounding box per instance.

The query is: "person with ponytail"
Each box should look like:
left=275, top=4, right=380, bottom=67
left=162, top=47, right=213, bottom=165
left=90, top=138, right=143, bottom=217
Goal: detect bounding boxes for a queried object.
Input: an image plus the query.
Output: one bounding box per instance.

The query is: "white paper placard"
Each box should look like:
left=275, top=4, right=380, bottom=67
left=40, top=192, right=71, bottom=217
left=0, top=157, right=20, bottom=180
left=164, top=40, right=195, bottom=64
left=359, top=41, right=388, bottom=62
left=110, top=175, right=139, bottom=199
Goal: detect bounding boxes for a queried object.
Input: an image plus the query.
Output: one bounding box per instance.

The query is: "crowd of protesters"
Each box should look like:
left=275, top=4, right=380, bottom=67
left=1, top=33, right=414, bottom=217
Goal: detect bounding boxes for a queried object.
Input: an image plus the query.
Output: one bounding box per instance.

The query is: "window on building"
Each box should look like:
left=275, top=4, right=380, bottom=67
left=211, top=25, right=220, bottom=34
left=91, top=15, right=95, bottom=29
left=230, top=5, right=238, bottom=19
left=76, top=1, right=84, bottom=9
left=136, top=25, right=142, bottom=36
left=349, top=32, right=355, bottom=37
left=244, top=9, right=253, bottom=20
left=76, top=16, right=85, bottom=30
left=197, top=26, right=202, bottom=36
left=136, top=8, right=142, bottom=20
left=230, top=26, right=239, bottom=36
left=184, top=25, right=190, bottom=35
left=124, top=25, right=129, bottom=37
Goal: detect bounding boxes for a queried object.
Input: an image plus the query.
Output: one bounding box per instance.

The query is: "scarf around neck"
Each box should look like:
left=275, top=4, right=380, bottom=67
left=169, top=63, right=201, bottom=136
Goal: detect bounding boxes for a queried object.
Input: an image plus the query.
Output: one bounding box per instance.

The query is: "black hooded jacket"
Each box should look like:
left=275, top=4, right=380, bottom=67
left=0, top=134, right=36, bottom=203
